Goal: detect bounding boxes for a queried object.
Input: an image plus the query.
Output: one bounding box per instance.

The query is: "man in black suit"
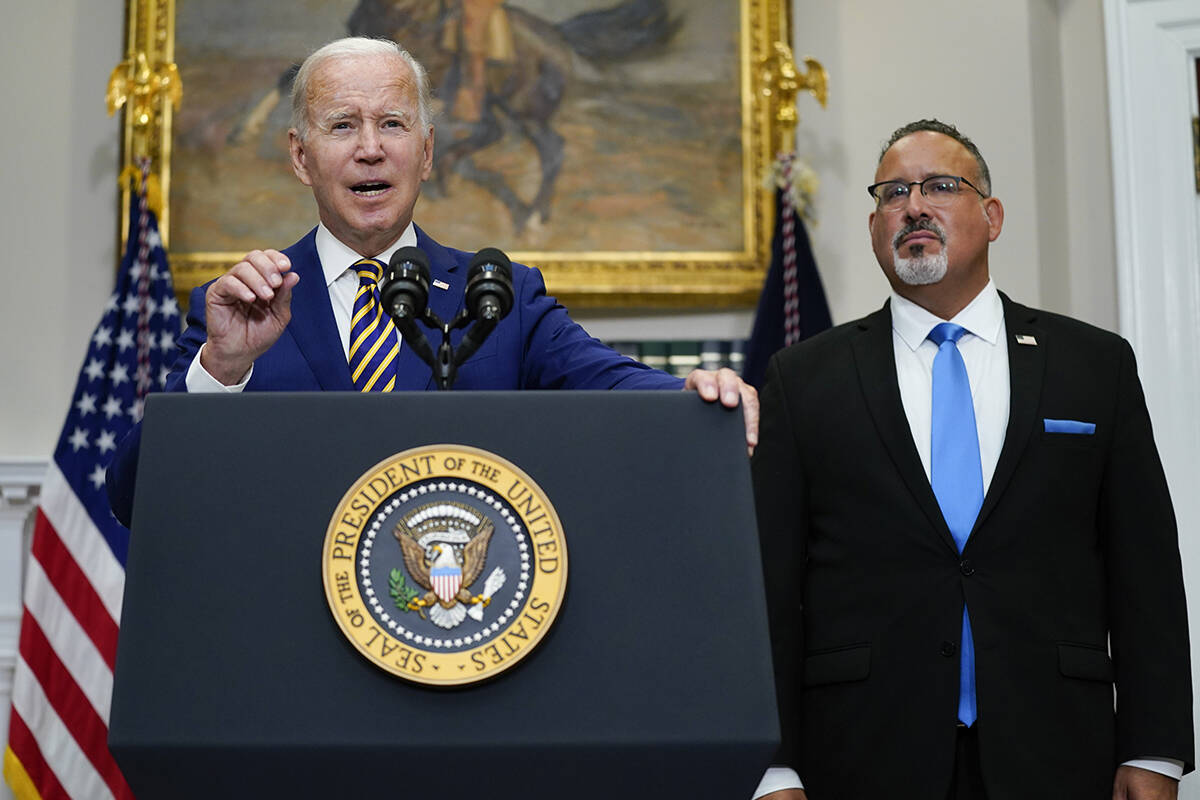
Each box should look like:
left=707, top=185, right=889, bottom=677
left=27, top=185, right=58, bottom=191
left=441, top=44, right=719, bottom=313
left=750, top=119, right=1192, bottom=800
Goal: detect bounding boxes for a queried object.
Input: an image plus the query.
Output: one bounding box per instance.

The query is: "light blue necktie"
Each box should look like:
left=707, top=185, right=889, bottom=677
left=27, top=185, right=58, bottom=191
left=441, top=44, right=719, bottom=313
left=928, top=322, right=983, bottom=726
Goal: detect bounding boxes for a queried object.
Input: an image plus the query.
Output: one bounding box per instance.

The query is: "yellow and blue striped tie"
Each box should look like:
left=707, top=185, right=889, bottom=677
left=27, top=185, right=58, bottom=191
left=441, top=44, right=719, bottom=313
left=348, top=258, right=399, bottom=392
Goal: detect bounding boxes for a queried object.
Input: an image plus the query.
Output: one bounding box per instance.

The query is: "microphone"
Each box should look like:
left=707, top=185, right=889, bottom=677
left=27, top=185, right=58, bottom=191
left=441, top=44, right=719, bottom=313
left=380, top=246, right=431, bottom=321
left=380, top=246, right=435, bottom=368
left=464, top=248, right=514, bottom=323
left=454, top=248, right=515, bottom=371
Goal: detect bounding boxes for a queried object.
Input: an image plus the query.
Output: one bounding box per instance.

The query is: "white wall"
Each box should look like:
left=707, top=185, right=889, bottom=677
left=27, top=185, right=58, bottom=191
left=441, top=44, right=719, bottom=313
left=1058, top=0, right=1120, bottom=327
left=2, top=0, right=124, bottom=459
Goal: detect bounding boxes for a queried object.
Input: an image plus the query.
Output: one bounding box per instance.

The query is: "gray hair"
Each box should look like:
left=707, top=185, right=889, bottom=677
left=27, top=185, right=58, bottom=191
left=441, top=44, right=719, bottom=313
left=878, top=119, right=992, bottom=196
left=290, top=37, right=433, bottom=142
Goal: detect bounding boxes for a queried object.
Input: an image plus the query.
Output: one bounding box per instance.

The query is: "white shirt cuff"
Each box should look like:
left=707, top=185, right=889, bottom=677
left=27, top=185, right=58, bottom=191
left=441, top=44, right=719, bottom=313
left=1122, top=757, right=1184, bottom=781
left=185, top=343, right=252, bottom=392
left=747, top=757, right=1181, bottom=798
left=752, top=766, right=803, bottom=798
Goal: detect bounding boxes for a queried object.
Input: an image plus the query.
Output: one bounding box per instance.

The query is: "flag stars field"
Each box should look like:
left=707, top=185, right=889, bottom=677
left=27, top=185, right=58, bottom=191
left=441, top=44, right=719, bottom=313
left=108, top=363, right=129, bottom=387
left=75, top=393, right=97, bottom=416
left=88, top=464, right=107, bottom=491
left=68, top=428, right=89, bottom=452
left=101, top=396, right=123, bottom=420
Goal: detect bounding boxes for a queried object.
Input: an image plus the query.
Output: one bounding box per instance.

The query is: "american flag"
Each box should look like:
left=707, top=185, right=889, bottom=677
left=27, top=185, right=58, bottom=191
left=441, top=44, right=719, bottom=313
left=4, top=164, right=178, bottom=800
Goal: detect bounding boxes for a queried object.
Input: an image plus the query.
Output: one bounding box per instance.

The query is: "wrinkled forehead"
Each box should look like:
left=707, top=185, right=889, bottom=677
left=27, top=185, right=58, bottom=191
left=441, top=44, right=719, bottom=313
left=875, top=131, right=977, bottom=183
left=306, top=53, right=418, bottom=113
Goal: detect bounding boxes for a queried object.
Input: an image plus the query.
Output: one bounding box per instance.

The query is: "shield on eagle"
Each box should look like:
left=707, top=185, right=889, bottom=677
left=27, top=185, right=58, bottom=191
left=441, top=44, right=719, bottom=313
left=429, top=544, right=463, bottom=604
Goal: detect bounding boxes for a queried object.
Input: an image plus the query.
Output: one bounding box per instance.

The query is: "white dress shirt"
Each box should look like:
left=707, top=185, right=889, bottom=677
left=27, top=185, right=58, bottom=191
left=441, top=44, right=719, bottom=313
left=752, top=280, right=1180, bottom=797
left=890, top=280, right=1009, bottom=492
left=185, top=222, right=417, bottom=391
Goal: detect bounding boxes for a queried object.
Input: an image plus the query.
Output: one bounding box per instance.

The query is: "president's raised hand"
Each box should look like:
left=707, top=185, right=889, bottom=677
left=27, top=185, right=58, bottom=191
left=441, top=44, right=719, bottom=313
left=200, top=249, right=299, bottom=386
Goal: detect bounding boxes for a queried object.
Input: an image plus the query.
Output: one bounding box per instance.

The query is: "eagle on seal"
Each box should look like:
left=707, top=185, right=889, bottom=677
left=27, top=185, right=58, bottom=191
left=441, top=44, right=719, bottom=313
left=394, top=503, right=496, bottom=629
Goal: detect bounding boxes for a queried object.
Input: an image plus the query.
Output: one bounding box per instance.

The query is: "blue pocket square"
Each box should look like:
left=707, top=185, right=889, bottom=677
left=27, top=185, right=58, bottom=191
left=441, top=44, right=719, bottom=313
left=1044, top=418, right=1096, bottom=434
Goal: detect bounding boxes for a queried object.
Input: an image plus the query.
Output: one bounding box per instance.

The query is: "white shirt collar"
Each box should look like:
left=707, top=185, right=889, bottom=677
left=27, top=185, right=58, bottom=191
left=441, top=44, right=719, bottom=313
left=314, top=222, right=420, bottom=287
left=890, top=279, right=1003, bottom=352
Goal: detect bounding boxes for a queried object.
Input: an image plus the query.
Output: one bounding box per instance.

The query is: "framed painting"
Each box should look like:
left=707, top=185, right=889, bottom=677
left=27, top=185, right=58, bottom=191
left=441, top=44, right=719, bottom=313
left=123, top=0, right=793, bottom=308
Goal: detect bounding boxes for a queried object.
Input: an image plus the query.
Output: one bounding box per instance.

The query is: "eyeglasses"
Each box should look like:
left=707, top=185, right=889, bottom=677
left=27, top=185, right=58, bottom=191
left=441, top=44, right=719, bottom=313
left=866, top=175, right=987, bottom=211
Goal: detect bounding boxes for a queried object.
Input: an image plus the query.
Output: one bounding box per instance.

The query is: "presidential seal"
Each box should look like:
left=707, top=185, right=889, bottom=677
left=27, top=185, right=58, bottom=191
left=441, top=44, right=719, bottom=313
left=322, top=445, right=567, bottom=686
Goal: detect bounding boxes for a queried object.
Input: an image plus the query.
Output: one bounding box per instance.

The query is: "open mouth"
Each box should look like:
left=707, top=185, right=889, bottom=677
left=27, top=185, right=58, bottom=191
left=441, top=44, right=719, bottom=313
left=351, top=182, right=391, bottom=197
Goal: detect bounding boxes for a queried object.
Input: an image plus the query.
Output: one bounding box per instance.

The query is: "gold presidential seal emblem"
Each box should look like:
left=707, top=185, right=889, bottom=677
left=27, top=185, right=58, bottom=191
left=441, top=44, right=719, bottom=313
left=322, top=445, right=567, bottom=686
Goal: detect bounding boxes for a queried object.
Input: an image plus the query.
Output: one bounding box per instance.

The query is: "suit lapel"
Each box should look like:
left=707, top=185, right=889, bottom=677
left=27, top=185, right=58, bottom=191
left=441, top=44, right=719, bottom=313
left=973, top=294, right=1045, bottom=532
left=852, top=302, right=959, bottom=552
left=391, top=227, right=467, bottom=391
left=283, top=231, right=356, bottom=391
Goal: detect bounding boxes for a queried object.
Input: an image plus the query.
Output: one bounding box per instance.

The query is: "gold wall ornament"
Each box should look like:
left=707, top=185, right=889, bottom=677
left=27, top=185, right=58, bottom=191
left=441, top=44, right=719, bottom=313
left=760, top=41, right=828, bottom=154
left=107, top=53, right=181, bottom=121
left=111, top=0, right=180, bottom=250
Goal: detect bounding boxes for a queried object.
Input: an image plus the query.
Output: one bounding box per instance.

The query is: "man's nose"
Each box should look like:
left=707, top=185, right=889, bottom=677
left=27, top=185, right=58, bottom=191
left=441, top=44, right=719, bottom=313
left=356, top=126, right=385, bottom=161
left=902, top=187, right=933, bottom=220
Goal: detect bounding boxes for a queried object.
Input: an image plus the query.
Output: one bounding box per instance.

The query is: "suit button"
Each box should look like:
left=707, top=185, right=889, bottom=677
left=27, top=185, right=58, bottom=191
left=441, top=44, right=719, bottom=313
left=959, top=559, right=975, bottom=576
left=940, top=641, right=957, bottom=657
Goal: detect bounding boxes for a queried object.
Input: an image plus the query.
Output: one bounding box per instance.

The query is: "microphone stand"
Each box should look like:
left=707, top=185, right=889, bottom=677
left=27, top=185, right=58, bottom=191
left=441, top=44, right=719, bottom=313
left=398, top=307, right=498, bottom=391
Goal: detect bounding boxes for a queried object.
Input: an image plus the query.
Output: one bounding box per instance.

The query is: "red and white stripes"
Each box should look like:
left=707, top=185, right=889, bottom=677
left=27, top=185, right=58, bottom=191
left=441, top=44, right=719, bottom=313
left=6, top=464, right=132, bottom=800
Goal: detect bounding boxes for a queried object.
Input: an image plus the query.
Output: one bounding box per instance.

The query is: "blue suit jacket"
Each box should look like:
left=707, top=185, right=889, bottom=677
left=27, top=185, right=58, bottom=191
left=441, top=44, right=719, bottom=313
left=107, top=226, right=681, bottom=523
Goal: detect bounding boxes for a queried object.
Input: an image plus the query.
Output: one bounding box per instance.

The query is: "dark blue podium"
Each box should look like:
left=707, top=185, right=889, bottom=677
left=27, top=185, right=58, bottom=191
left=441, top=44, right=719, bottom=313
left=109, top=392, right=778, bottom=798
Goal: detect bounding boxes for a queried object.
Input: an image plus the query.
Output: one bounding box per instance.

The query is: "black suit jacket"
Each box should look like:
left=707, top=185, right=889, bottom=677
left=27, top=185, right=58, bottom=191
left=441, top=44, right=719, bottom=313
left=751, top=294, right=1193, bottom=799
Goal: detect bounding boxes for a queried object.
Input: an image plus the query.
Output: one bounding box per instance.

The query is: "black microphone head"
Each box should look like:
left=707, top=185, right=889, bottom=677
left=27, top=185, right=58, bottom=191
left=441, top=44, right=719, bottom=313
left=388, top=246, right=431, bottom=278
left=380, top=246, right=431, bottom=318
left=469, top=247, right=512, bottom=274
left=466, top=247, right=514, bottom=321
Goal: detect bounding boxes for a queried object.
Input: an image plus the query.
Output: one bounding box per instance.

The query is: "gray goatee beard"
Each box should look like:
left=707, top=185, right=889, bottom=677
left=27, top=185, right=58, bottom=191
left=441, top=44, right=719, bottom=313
left=894, top=249, right=948, bottom=285
left=892, top=220, right=947, bottom=286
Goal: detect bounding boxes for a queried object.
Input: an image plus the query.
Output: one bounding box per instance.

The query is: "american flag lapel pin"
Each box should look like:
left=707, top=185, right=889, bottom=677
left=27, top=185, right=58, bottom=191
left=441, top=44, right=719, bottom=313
left=1015, top=334, right=1038, bottom=346
left=432, top=279, right=450, bottom=290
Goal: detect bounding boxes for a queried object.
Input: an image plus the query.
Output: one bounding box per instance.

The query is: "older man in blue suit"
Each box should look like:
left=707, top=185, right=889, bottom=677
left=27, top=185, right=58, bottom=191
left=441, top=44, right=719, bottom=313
left=107, top=36, right=756, bottom=524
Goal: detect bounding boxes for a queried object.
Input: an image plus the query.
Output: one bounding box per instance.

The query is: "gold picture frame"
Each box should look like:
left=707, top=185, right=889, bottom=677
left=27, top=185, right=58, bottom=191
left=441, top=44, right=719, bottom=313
left=117, top=0, right=804, bottom=309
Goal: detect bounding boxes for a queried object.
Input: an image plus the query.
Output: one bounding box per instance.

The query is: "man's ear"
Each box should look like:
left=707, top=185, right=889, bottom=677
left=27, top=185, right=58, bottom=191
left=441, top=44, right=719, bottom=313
left=983, top=196, right=1004, bottom=242
left=420, top=126, right=435, bottom=181
left=289, top=129, right=312, bottom=187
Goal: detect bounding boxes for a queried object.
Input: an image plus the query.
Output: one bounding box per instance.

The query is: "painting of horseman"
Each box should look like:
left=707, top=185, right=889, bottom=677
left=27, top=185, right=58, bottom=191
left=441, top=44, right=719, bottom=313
left=171, top=0, right=744, bottom=259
